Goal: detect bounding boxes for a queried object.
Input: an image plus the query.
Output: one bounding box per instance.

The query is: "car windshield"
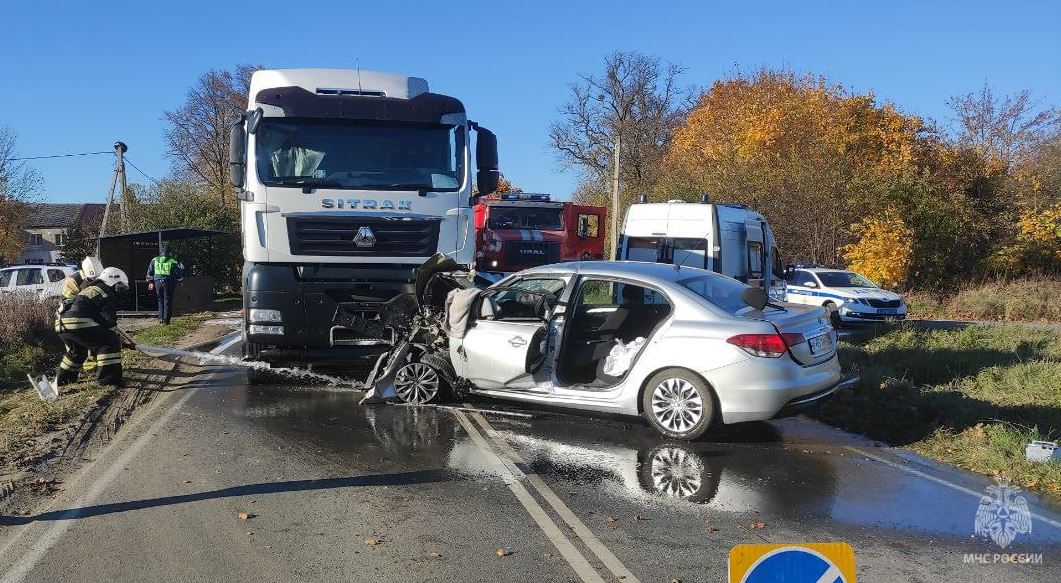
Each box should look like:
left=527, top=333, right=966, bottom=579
left=817, top=271, right=877, bottom=288
left=255, top=119, right=464, bottom=191
left=486, top=206, right=563, bottom=230
left=677, top=273, right=751, bottom=314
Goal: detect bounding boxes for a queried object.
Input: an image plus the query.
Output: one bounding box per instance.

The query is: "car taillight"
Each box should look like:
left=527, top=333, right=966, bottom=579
left=726, top=333, right=802, bottom=358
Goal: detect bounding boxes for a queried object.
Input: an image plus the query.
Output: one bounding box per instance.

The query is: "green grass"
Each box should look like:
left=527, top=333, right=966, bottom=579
left=814, top=323, right=1061, bottom=501
left=905, top=277, right=1061, bottom=322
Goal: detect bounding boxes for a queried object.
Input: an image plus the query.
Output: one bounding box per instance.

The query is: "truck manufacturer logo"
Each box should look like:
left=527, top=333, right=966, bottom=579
left=321, top=199, right=412, bottom=211
left=353, top=226, right=377, bottom=248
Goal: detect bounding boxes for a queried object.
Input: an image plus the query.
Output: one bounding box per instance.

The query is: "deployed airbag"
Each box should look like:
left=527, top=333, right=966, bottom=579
left=445, top=288, right=482, bottom=339
left=601, top=337, right=646, bottom=377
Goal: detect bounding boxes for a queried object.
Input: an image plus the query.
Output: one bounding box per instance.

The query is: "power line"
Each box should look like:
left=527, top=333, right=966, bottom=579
left=1, top=150, right=112, bottom=162
left=123, top=156, right=162, bottom=185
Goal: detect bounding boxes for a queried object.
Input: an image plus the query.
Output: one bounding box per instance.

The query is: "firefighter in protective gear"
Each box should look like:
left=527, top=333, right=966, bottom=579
left=56, top=256, right=105, bottom=374
left=56, top=267, right=133, bottom=387
left=146, top=245, right=184, bottom=325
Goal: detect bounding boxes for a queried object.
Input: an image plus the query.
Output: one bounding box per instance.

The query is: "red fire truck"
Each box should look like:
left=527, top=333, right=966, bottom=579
left=474, top=193, right=606, bottom=275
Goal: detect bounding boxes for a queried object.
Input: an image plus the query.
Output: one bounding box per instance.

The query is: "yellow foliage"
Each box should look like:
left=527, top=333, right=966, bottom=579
left=988, top=203, right=1061, bottom=272
left=840, top=210, right=914, bottom=288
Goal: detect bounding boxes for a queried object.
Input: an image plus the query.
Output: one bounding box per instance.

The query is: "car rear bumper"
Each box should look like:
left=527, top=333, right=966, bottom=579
left=706, top=354, right=843, bottom=424
left=773, top=375, right=859, bottom=417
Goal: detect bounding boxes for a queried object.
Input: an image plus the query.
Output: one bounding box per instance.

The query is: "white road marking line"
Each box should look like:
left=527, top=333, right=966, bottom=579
left=0, top=340, right=233, bottom=583
left=0, top=387, right=199, bottom=583
left=452, top=411, right=605, bottom=583
left=470, top=411, right=641, bottom=583
left=843, top=445, right=1061, bottom=530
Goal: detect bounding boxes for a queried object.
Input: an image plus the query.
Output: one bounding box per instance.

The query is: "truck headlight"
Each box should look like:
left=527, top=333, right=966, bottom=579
left=248, top=324, right=284, bottom=335
left=249, top=308, right=283, bottom=323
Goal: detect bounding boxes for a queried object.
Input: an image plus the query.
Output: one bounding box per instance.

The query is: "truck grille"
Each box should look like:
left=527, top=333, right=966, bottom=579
left=866, top=298, right=901, bottom=308
left=287, top=216, right=440, bottom=257
left=504, top=241, right=560, bottom=268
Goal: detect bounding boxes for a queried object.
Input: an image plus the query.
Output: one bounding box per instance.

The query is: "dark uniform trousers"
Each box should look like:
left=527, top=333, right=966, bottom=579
left=56, top=327, right=123, bottom=386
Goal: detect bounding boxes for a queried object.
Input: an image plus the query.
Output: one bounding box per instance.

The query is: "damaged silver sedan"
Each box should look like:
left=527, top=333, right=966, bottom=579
left=376, top=260, right=849, bottom=440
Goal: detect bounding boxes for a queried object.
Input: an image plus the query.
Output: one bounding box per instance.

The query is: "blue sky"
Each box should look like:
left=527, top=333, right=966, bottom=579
left=2, top=0, right=1059, bottom=203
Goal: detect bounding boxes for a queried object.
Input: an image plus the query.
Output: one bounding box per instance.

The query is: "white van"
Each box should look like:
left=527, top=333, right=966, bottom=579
left=0, top=264, right=76, bottom=299
left=618, top=199, right=785, bottom=299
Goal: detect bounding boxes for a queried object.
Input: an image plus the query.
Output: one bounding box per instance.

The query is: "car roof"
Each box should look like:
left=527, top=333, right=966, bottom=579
left=515, top=260, right=730, bottom=287
left=802, top=268, right=852, bottom=274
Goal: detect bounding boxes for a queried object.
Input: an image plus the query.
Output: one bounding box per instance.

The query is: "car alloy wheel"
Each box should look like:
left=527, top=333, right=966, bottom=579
left=651, top=377, right=705, bottom=434
left=394, top=362, right=441, bottom=404
left=649, top=446, right=704, bottom=499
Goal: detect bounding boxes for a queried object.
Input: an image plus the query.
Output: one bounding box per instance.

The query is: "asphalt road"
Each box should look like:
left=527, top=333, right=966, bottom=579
left=1, top=338, right=1059, bottom=582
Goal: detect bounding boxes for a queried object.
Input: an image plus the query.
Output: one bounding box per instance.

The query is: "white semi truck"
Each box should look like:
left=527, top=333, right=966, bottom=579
left=228, top=68, right=499, bottom=367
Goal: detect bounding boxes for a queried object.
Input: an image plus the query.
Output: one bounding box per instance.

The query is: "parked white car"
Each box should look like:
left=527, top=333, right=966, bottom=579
left=784, top=266, right=906, bottom=325
left=0, top=264, right=76, bottom=299
left=389, top=261, right=849, bottom=440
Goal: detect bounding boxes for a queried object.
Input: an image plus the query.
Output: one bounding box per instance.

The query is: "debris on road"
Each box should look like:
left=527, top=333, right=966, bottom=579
left=1025, top=440, right=1059, bottom=462
left=237, top=512, right=256, bottom=520
left=750, top=522, right=765, bottom=529
left=495, top=547, right=511, bottom=557
left=363, top=538, right=382, bottom=546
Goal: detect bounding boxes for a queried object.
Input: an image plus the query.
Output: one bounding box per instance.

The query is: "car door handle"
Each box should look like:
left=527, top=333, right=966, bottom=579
left=508, top=336, right=527, bottom=348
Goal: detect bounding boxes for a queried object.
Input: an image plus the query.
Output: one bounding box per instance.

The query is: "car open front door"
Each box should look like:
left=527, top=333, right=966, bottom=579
left=457, top=285, right=556, bottom=390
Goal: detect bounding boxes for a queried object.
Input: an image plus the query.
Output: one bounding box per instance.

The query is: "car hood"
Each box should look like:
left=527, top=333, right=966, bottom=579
left=838, top=287, right=902, bottom=301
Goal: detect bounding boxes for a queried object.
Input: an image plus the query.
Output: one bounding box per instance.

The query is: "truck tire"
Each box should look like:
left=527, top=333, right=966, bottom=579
left=243, top=336, right=272, bottom=385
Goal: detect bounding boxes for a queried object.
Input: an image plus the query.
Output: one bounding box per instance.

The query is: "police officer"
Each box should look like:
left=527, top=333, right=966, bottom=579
left=146, top=244, right=184, bottom=325
left=55, top=267, right=133, bottom=387
left=56, top=256, right=105, bottom=375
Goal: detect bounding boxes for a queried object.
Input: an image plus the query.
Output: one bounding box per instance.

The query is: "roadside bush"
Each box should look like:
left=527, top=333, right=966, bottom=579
left=0, top=293, right=62, bottom=391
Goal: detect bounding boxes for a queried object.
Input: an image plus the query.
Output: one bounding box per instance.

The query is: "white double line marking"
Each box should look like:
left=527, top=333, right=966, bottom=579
left=453, top=410, right=639, bottom=583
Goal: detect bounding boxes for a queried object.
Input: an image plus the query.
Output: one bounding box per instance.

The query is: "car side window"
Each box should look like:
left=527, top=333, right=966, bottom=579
left=794, top=270, right=815, bottom=287
left=48, top=269, right=66, bottom=282
left=489, top=278, right=566, bottom=321
left=0, top=270, right=12, bottom=288
left=16, top=268, right=44, bottom=286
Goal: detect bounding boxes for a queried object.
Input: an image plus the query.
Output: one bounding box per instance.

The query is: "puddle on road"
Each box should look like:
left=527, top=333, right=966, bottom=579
left=206, top=373, right=1061, bottom=546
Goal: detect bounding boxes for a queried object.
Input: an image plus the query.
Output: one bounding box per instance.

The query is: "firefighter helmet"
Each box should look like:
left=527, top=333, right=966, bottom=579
left=81, top=256, right=103, bottom=279
left=98, top=267, right=130, bottom=292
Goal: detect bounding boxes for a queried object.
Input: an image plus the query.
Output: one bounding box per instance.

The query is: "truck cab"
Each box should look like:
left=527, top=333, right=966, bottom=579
left=229, top=68, right=499, bottom=367
left=473, top=193, right=605, bottom=277
left=618, top=199, right=784, bottom=299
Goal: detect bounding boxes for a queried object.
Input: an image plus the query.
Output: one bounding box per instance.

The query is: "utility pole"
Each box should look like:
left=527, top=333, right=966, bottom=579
left=98, top=141, right=128, bottom=253
left=610, top=133, right=621, bottom=259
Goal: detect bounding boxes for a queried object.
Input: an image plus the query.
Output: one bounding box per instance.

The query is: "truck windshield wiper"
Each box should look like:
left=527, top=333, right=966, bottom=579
left=272, top=176, right=343, bottom=188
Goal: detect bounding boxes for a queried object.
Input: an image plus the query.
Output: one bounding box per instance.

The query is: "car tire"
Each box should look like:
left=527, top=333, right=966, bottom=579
left=641, top=368, right=716, bottom=441
left=393, top=352, right=454, bottom=404
left=823, top=301, right=842, bottom=327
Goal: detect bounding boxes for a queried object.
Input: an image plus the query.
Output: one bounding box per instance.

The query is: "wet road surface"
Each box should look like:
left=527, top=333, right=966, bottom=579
left=1, top=340, right=1059, bottom=582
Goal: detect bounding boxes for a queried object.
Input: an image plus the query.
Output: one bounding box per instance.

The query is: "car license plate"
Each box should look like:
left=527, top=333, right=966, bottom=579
left=877, top=308, right=898, bottom=315
left=809, top=333, right=833, bottom=355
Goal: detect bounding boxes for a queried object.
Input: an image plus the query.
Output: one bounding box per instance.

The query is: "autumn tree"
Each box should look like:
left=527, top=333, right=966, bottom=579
left=550, top=51, right=691, bottom=213
left=663, top=69, right=930, bottom=265
left=164, top=65, right=261, bottom=206
left=840, top=209, right=914, bottom=288
left=0, top=127, right=43, bottom=263
left=948, top=84, right=1060, bottom=169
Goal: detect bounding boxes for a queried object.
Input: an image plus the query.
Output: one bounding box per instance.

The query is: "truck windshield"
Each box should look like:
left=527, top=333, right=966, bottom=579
left=487, top=207, right=563, bottom=230
left=255, top=119, right=464, bottom=191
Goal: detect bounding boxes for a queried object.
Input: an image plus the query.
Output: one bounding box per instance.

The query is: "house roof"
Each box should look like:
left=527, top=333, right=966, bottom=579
left=23, top=203, right=110, bottom=229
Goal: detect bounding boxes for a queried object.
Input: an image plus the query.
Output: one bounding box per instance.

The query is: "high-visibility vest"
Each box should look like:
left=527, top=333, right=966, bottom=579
left=153, top=256, right=178, bottom=277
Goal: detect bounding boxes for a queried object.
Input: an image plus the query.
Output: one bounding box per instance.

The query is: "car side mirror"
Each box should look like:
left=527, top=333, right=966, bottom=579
left=478, top=296, right=500, bottom=320
left=803, top=281, right=817, bottom=288
left=740, top=287, right=769, bottom=311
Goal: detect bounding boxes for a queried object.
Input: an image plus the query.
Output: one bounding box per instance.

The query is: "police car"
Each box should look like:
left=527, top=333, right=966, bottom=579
left=784, top=266, right=906, bottom=325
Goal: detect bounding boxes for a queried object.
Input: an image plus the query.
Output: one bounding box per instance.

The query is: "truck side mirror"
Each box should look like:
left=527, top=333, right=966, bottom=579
left=475, top=126, right=499, bottom=197
left=229, top=116, right=247, bottom=189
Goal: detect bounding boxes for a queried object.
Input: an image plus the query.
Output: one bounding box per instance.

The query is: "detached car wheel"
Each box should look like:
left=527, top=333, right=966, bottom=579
left=642, top=368, right=715, bottom=440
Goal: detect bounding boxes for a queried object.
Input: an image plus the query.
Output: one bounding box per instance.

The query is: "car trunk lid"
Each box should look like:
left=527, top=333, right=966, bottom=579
left=740, top=304, right=835, bottom=366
